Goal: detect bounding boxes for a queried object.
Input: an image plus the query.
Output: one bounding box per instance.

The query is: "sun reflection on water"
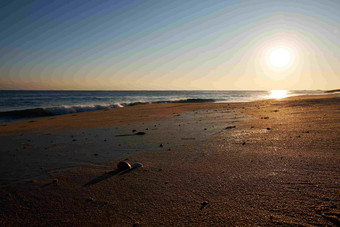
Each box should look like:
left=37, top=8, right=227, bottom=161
left=269, top=90, right=288, bottom=99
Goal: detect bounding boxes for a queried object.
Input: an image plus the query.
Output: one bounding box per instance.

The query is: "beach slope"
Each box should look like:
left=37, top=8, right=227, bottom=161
left=0, top=95, right=339, bottom=226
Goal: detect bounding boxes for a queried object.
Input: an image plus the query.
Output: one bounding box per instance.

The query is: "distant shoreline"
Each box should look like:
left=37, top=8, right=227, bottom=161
left=325, top=88, right=340, bottom=93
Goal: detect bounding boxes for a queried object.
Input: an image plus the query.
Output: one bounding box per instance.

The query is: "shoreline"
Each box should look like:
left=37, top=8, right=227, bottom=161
left=0, top=91, right=332, bottom=123
left=0, top=93, right=335, bottom=137
left=0, top=94, right=339, bottom=226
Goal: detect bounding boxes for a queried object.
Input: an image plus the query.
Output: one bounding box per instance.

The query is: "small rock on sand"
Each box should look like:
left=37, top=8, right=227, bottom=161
left=135, top=132, right=146, bottom=135
left=133, top=222, right=142, bottom=227
left=132, top=162, right=143, bottom=168
left=200, top=201, right=209, bottom=210
left=201, top=201, right=209, bottom=206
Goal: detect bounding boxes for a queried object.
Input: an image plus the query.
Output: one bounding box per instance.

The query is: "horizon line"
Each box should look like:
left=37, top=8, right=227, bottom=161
left=0, top=89, right=330, bottom=92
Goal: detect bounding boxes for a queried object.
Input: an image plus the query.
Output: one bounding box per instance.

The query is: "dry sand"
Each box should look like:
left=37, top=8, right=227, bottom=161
left=0, top=95, right=339, bottom=226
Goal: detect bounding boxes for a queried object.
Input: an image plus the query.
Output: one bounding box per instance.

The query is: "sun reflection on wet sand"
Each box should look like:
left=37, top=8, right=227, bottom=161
left=269, top=90, right=288, bottom=99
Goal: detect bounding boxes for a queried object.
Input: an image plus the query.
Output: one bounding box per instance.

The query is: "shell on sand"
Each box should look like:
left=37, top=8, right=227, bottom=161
left=117, top=161, right=131, bottom=170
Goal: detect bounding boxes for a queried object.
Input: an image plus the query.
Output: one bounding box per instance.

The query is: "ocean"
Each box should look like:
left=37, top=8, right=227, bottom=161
left=0, top=90, right=325, bottom=122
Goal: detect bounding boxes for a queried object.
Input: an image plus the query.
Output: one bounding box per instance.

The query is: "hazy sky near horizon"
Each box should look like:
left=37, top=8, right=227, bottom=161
left=1, top=0, right=340, bottom=90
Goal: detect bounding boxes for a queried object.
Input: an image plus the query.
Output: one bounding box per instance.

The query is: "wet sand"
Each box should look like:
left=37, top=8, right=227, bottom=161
left=0, top=95, right=339, bottom=226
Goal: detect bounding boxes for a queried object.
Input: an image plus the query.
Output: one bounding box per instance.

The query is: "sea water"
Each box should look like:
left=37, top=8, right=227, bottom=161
left=0, top=90, right=325, bottom=122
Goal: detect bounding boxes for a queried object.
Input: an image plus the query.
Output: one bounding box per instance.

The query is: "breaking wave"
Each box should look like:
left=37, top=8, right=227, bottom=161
left=0, top=98, right=216, bottom=121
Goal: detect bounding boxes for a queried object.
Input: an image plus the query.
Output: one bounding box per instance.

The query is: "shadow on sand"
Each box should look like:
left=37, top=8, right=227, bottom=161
left=83, top=168, right=136, bottom=187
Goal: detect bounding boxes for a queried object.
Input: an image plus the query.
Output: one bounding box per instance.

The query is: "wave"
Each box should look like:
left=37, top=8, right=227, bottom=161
left=0, top=98, right=216, bottom=121
left=44, top=103, right=123, bottom=115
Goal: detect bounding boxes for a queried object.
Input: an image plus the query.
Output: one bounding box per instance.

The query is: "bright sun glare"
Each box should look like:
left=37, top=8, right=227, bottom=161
left=269, top=90, right=288, bottom=99
left=269, top=48, right=291, bottom=68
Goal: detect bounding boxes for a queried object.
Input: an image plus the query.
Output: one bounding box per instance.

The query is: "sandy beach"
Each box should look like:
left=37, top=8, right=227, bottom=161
left=0, top=94, right=339, bottom=226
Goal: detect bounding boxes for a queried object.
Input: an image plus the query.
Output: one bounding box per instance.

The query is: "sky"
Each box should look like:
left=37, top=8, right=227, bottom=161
left=0, top=0, right=340, bottom=90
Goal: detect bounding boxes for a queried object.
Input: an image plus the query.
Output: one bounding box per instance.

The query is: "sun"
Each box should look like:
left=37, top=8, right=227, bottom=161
left=269, top=48, right=291, bottom=68
left=269, top=90, right=288, bottom=99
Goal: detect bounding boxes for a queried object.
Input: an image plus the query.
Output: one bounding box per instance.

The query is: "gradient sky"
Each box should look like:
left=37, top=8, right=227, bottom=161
left=1, top=0, right=340, bottom=90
